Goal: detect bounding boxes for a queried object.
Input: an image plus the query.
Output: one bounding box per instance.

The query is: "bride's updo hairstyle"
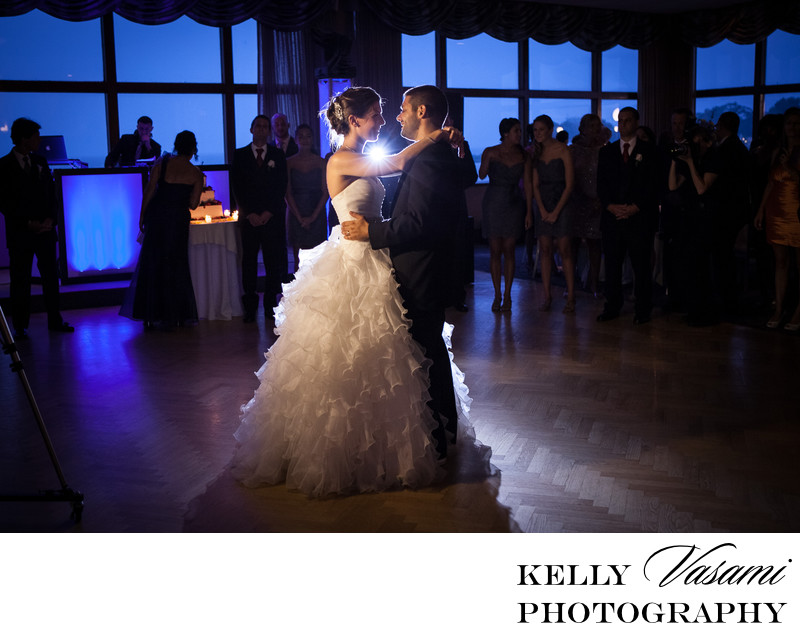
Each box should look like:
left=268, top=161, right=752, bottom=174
left=322, top=86, right=381, bottom=148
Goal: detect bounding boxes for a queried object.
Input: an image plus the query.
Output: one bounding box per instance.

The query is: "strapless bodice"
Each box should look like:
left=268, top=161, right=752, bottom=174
left=331, top=177, right=385, bottom=225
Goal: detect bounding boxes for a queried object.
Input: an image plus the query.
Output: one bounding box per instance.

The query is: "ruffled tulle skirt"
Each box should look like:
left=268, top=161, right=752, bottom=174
left=231, top=227, right=475, bottom=497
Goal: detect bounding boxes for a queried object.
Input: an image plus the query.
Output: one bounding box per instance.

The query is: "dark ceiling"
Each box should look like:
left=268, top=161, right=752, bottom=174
left=528, top=0, right=749, bottom=14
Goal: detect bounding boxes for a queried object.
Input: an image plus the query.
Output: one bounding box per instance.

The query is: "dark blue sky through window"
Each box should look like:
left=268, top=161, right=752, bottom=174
left=0, top=10, right=102, bottom=81
left=114, top=15, right=221, bottom=83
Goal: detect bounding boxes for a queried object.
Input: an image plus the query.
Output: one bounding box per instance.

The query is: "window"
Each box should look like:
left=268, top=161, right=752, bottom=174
left=601, top=46, right=638, bottom=92
left=233, top=20, right=258, bottom=84
left=402, top=33, right=436, bottom=87
left=765, top=93, right=800, bottom=116
left=464, top=98, right=519, bottom=177
left=530, top=98, right=592, bottom=144
left=0, top=92, right=108, bottom=167
left=114, top=15, right=221, bottom=83
left=234, top=94, right=259, bottom=148
left=696, top=40, right=755, bottom=90
left=1, top=14, right=259, bottom=166
left=696, top=95, right=753, bottom=143
left=118, top=94, right=225, bottom=165
left=529, top=41, right=590, bottom=91
left=694, top=32, right=800, bottom=146
left=0, top=10, right=102, bottom=81
left=400, top=35, right=638, bottom=171
left=447, top=34, right=518, bottom=90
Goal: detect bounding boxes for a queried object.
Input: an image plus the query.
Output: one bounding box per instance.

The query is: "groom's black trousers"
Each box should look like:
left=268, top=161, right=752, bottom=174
left=408, top=309, right=458, bottom=457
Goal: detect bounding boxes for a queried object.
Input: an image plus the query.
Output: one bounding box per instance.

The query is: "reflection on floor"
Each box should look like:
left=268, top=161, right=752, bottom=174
left=1, top=269, right=798, bottom=532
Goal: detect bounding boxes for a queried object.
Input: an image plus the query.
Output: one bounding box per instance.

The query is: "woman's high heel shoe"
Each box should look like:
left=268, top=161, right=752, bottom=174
left=563, top=299, right=576, bottom=314
left=500, top=297, right=512, bottom=312
left=539, top=298, right=552, bottom=312
left=491, top=298, right=501, bottom=312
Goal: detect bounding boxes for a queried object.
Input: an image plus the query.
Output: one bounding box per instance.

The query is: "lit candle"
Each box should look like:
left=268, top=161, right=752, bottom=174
left=223, top=209, right=230, bottom=218
left=204, top=215, right=212, bottom=223
left=232, top=210, right=239, bottom=221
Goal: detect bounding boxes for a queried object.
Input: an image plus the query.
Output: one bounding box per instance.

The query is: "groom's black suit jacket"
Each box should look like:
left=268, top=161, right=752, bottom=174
left=368, top=141, right=462, bottom=316
left=368, top=140, right=462, bottom=447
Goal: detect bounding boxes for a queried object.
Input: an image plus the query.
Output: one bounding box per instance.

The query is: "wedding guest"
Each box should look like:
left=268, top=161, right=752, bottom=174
left=596, top=107, right=659, bottom=325
left=712, top=111, right=751, bottom=317
left=105, top=115, right=162, bottom=167
left=479, top=117, right=527, bottom=312
left=271, top=113, right=299, bottom=157
left=120, top=131, right=203, bottom=329
left=232, top=115, right=289, bottom=322
left=0, top=117, right=74, bottom=338
left=286, top=124, right=329, bottom=272
left=754, top=107, right=800, bottom=331
left=526, top=114, right=576, bottom=314
left=668, top=124, right=721, bottom=326
left=569, top=114, right=605, bottom=298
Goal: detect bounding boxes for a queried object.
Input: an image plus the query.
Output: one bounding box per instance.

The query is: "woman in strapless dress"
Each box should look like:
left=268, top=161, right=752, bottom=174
left=286, top=123, right=329, bottom=273
left=754, top=107, right=800, bottom=331
left=479, top=118, right=528, bottom=313
left=231, top=87, right=487, bottom=497
left=526, top=114, right=576, bottom=314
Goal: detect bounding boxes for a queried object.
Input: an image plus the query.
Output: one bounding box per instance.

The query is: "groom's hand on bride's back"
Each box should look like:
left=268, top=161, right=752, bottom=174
left=341, top=212, right=370, bottom=241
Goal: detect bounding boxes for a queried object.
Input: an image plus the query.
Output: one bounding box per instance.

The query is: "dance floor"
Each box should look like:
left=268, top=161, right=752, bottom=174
left=1, top=268, right=799, bottom=533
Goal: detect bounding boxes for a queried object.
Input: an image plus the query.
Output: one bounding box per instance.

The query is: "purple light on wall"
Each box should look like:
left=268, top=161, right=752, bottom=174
left=58, top=170, right=145, bottom=279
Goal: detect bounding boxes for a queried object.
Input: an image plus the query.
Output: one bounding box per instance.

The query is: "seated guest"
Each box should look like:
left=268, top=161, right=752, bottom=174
left=0, top=118, right=74, bottom=338
left=105, top=116, right=162, bottom=167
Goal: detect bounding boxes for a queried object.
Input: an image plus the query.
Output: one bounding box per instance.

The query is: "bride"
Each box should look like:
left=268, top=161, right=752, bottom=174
left=231, top=87, right=473, bottom=497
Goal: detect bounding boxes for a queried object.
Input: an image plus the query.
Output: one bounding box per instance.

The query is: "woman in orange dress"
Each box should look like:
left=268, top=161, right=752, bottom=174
left=754, top=107, right=800, bottom=331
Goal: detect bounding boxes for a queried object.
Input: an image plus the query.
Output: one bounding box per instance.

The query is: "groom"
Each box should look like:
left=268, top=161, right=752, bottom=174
left=342, top=85, right=462, bottom=458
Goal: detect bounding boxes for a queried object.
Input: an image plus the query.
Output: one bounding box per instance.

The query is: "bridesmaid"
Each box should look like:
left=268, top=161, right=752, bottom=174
left=479, top=118, right=527, bottom=312
left=526, top=114, right=575, bottom=313
left=286, top=123, right=329, bottom=273
left=754, top=107, right=800, bottom=331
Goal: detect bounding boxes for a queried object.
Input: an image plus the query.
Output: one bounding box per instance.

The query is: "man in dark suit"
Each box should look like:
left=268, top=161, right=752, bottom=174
left=0, top=118, right=73, bottom=338
left=271, top=113, right=299, bottom=157
left=596, top=106, right=659, bottom=324
left=232, top=115, right=288, bottom=322
left=713, top=111, right=751, bottom=316
left=104, top=115, right=162, bottom=167
left=342, top=85, right=462, bottom=458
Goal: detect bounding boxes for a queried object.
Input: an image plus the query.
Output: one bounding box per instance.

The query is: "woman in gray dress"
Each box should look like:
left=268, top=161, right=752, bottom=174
left=526, top=114, right=575, bottom=313
left=286, top=124, right=329, bottom=272
left=569, top=114, right=604, bottom=298
left=479, top=118, right=527, bottom=312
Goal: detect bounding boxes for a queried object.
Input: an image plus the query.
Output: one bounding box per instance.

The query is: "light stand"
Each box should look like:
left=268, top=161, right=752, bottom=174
left=0, top=304, right=84, bottom=522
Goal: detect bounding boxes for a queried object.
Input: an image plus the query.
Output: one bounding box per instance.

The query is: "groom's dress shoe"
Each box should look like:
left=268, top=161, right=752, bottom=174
left=596, top=311, right=619, bottom=322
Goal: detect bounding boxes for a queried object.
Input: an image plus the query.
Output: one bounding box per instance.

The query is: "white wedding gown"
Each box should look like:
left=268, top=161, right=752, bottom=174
left=231, top=176, right=474, bottom=497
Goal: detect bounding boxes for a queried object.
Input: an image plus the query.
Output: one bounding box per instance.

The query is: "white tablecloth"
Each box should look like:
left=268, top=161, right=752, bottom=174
left=188, top=221, right=243, bottom=320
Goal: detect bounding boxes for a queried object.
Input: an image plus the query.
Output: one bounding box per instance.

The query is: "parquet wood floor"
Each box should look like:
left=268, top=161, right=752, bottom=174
left=1, top=269, right=798, bottom=532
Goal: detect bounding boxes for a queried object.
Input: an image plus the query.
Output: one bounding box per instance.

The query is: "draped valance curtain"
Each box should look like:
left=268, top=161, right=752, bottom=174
left=2, top=0, right=800, bottom=50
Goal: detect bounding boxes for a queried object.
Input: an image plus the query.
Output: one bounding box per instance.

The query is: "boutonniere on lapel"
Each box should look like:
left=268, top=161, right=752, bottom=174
left=634, top=153, right=643, bottom=166
left=267, top=160, right=276, bottom=169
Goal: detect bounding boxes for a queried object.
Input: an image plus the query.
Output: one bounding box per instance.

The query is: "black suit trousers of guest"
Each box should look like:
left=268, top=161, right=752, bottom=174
left=9, top=230, right=61, bottom=331
left=240, top=221, right=286, bottom=314
left=407, top=308, right=457, bottom=455
left=602, top=218, right=653, bottom=319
